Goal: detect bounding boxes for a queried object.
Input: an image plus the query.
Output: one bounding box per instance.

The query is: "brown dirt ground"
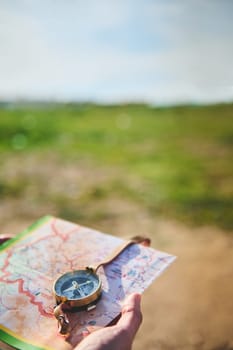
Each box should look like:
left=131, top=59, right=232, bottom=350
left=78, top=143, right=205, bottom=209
left=135, top=220, right=233, bottom=350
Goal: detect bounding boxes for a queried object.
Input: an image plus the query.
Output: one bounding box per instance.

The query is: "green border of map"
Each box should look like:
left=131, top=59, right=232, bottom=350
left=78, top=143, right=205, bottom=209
left=0, top=328, right=49, bottom=350
left=0, top=215, right=54, bottom=350
left=0, top=215, right=51, bottom=253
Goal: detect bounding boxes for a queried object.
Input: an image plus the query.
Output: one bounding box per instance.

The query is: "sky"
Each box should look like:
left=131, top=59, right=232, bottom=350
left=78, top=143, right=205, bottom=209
left=0, top=0, right=233, bottom=105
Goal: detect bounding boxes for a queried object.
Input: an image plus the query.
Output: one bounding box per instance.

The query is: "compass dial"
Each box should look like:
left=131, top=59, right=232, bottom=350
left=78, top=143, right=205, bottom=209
left=54, top=270, right=101, bottom=301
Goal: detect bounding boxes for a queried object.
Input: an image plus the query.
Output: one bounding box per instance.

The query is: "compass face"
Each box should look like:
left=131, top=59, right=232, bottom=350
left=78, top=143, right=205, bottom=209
left=54, top=270, right=101, bottom=301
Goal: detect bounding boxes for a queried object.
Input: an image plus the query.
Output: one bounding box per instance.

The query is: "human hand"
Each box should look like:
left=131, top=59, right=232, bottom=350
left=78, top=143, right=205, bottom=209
left=74, top=293, right=142, bottom=350
left=0, top=234, right=13, bottom=245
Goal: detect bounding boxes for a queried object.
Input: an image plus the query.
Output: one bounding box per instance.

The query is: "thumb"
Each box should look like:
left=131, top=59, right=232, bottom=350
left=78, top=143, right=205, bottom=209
left=117, top=293, right=142, bottom=339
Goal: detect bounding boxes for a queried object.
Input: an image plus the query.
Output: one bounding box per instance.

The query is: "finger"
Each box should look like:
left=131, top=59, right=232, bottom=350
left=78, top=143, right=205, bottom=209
left=117, top=293, right=142, bottom=338
left=0, top=234, right=13, bottom=245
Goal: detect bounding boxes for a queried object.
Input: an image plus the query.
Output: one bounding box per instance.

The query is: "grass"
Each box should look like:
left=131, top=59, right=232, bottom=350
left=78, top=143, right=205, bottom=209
left=0, top=103, right=232, bottom=230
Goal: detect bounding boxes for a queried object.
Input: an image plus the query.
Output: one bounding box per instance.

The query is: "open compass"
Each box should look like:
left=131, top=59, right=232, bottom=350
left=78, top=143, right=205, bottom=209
left=53, top=236, right=150, bottom=335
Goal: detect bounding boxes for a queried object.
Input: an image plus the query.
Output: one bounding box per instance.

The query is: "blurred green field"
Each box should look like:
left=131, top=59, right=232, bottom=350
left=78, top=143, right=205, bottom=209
left=0, top=103, right=232, bottom=230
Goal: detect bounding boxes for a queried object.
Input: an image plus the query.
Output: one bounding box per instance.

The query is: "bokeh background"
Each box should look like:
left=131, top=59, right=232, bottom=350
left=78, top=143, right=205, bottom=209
left=0, top=1, right=233, bottom=350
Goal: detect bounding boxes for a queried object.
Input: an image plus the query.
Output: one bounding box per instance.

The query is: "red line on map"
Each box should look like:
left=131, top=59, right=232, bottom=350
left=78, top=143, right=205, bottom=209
left=1, top=248, right=13, bottom=273
left=51, top=217, right=80, bottom=241
left=0, top=218, right=82, bottom=318
left=1, top=278, right=53, bottom=318
left=15, top=218, right=79, bottom=249
left=18, top=279, right=53, bottom=318
left=0, top=241, right=52, bottom=318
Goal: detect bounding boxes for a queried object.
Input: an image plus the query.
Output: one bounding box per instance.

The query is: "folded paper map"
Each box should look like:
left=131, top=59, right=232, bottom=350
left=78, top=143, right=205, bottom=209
left=0, top=216, right=176, bottom=350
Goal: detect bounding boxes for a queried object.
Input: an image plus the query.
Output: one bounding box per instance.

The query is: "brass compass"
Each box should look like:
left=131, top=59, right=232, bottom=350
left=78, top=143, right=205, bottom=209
left=53, top=236, right=150, bottom=335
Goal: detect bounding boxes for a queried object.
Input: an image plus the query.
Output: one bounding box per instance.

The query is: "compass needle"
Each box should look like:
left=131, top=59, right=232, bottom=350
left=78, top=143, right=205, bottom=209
left=63, top=286, right=75, bottom=293
left=63, top=280, right=79, bottom=293
left=79, top=281, right=92, bottom=287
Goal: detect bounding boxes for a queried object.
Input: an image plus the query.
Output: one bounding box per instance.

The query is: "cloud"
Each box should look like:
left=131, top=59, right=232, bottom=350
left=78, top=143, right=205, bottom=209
left=0, top=0, right=232, bottom=104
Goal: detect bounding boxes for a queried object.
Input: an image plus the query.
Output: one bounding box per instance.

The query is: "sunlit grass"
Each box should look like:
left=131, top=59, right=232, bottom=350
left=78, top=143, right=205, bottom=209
left=0, top=103, right=232, bottom=229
